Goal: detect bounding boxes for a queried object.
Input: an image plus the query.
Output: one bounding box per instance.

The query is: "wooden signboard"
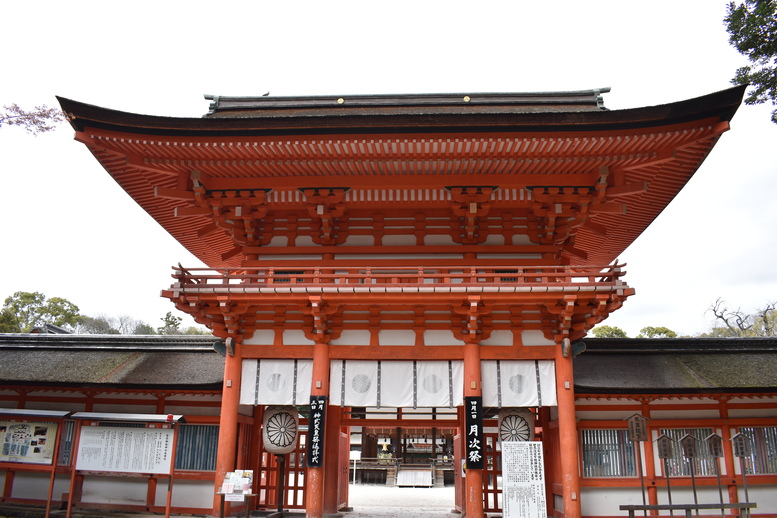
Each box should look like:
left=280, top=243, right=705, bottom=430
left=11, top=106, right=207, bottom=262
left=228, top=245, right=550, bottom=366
left=0, top=421, right=58, bottom=465
left=75, top=426, right=175, bottom=474
left=502, top=441, right=546, bottom=518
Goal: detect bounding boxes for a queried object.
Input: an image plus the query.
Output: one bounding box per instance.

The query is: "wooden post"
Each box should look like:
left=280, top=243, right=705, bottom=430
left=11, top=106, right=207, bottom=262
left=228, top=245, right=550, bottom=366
left=306, top=338, right=330, bottom=518
left=555, top=345, right=582, bottom=518
left=323, top=404, right=342, bottom=514
left=212, top=342, right=243, bottom=517
left=463, top=338, right=484, bottom=518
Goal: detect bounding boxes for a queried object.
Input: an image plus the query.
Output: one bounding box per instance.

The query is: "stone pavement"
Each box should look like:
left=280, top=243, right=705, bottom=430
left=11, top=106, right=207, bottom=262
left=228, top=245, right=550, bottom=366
left=0, top=485, right=466, bottom=518
left=344, top=485, right=460, bottom=518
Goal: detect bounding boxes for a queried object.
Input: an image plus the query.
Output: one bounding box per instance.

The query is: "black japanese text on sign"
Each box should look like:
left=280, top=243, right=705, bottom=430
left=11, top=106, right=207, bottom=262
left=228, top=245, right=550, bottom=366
left=626, top=414, right=648, bottom=442
left=306, top=396, right=327, bottom=468
left=465, top=396, right=484, bottom=469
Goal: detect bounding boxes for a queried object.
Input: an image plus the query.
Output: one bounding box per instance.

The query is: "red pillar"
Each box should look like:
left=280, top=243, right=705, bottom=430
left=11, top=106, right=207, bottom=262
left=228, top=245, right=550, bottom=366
left=213, top=342, right=243, bottom=516
left=555, top=344, right=581, bottom=518
left=323, top=404, right=342, bottom=514
left=463, top=339, right=484, bottom=518
left=306, top=339, right=330, bottom=518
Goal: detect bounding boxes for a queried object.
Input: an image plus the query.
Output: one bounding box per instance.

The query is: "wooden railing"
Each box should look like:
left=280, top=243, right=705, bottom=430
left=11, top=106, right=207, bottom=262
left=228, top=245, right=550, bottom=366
left=620, top=503, right=756, bottom=518
left=170, top=263, right=627, bottom=291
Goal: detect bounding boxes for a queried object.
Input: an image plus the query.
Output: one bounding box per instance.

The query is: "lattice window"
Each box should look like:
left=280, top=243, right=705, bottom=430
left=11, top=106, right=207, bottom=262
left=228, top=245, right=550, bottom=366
left=738, top=426, right=777, bottom=475
left=175, top=424, right=219, bottom=471
left=659, top=428, right=716, bottom=476
left=580, top=429, right=636, bottom=477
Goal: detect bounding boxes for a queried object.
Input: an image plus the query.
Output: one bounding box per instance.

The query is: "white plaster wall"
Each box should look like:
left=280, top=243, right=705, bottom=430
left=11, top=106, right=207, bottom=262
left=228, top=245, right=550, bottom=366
left=423, top=329, right=459, bottom=346
left=480, top=330, right=512, bottom=346
left=22, top=401, right=86, bottom=412
left=581, top=487, right=643, bottom=516
left=294, top=236, right=316, bottom=247
left=728, top=407, right=777, bottom=418
left=157, top=479, right=214, bottom=509
left=164, top=405, right=221, bottom=416
left=654, top=487, right=729, bottom=505
left=81, top=475, right=147, bottom=504
left=330, top=329, right=371, bottom=346
left=521, top=330, right=555, bottom=346
left=482, top=234, right=504, bottom=246
left=577, top=410, right=642, bottom=420
left=92, top=404, right=158, bottom=413
left=379, top=329, right=416, bottom=346
left=382, top=234, right=416, bottom=246
left=244, top=329, right=275, bottom=345
left=282, top=329, right=315, bottom=345
left=739, top=485, right=777, bottom=510
left=266, top=235, right=287, bottom=247
left=424, top=234, right=455, bottom=246
left=11, top=471, right=56, bottom=500
left=343, top=234, right=373, bottom=246
left=648, top=409, right=721, bottom=419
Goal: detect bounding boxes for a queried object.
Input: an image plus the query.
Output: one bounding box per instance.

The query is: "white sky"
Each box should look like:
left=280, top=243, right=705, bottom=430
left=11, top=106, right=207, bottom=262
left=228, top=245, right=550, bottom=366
left=2, top=0, right=776, bottom=336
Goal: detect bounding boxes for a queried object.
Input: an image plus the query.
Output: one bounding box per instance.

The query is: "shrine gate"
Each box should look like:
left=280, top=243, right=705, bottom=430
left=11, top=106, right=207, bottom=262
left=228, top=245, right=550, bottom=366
left=58, top=85, right=744, bottom=518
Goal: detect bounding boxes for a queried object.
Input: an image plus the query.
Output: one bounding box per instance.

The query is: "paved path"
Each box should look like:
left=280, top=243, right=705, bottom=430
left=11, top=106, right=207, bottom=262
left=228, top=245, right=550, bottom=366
left=345, top=485, right=461, bottom=518
left=0, top=485, right=465, bottom=518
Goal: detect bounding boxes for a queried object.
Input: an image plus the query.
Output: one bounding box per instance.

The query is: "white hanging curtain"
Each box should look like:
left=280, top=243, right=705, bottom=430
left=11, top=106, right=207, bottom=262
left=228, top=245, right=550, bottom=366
left=481, top=360, right=557, bottom=407
left=330, top=360, right=464, bottom=408
left=240, top=359, right=313, bottom=405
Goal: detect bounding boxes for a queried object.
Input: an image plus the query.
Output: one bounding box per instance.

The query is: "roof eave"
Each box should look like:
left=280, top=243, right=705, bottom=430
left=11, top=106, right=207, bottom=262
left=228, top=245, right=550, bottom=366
left=57, top=85, right=746, bottom=138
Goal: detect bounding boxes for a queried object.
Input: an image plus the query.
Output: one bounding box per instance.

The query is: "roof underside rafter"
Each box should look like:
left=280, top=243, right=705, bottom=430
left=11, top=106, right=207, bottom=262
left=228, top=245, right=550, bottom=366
left=58, top=86, right=745, bottom=268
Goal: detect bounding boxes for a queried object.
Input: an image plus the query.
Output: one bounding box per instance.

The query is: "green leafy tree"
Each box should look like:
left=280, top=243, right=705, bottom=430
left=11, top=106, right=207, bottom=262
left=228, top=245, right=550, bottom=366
left=133, top=322, right=157, bottom=335
left=76, top=315, right=121, bottom=334
left=725, top=0, right=777, bottom=123
left=637, top=326, right=677, bottom=338
left=0, top=308, right=20, bottom=333
left=1, top=103, right=66, bottom=134
left=1, top=291, right=80, bottom=332
left=591, top=325, right=628, bottom=338
left=157, top=311, right=183, bottom=335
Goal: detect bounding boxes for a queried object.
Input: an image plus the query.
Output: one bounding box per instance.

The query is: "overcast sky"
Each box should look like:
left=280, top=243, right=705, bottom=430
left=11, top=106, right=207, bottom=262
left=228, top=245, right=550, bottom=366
left=2, top=1, right=776, bottom=336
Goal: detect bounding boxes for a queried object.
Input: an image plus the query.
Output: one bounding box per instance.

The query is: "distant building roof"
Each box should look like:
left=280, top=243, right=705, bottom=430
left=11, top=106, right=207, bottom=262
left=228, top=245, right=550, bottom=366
left=0, top=334, right=225, bottom=389
left=574, top=337, right=777, bottom=394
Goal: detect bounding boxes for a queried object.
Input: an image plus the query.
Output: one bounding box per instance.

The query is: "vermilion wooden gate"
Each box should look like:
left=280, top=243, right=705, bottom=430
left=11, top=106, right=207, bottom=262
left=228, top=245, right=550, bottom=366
left=338, top=432, right=349, bottom=510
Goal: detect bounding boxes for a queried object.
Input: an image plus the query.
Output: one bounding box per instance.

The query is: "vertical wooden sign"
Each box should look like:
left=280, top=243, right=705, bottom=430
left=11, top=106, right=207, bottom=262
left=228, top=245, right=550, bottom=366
left=306, top=396, right=327, bottom=467
left=465, top=396, right=484, bottom=469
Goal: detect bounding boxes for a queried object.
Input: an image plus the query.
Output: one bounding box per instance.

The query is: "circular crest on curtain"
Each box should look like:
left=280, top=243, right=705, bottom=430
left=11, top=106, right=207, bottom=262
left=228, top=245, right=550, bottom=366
left=498, top=408, right=535, bottom=442
left=263, top=405, right=300, bottom=454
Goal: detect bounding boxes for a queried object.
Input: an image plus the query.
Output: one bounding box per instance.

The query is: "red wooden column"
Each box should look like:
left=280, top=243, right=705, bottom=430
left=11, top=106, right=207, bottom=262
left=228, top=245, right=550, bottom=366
left=463, top=337, right=484, bottom=518
left=306, top=327, right=331, bottom=518
left=555, top=343, right=581, bottom=518
left=323, top=404, right=342, bottom=513
left=213, top=338, right=243, bottom=517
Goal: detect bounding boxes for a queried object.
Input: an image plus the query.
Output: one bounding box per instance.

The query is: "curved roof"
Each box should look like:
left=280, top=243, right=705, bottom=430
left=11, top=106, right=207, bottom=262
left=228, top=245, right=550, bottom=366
left=574, top=338, right=777, bottom=394
left=57, top=87, right=745, bottom=268
left=0, top=334, right=224, bottom=389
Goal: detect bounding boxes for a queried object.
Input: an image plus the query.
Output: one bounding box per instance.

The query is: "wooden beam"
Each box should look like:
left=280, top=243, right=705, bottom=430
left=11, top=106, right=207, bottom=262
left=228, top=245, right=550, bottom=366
left=605, top=182, right=648, bottom=198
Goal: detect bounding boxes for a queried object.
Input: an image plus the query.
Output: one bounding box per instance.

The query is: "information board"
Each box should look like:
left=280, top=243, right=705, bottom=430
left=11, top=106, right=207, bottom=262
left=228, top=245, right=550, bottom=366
left=75, top=426, right=174, bottom=474
left=501, top=441, right=546, bottom=518
left=0, top=421, right=58, bottom=465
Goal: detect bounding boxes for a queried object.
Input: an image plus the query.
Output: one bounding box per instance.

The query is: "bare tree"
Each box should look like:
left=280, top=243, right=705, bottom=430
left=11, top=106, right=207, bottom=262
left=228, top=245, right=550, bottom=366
left=705, top=298, right=777, bottom=337
left=1, top=103, right=66, bottom=135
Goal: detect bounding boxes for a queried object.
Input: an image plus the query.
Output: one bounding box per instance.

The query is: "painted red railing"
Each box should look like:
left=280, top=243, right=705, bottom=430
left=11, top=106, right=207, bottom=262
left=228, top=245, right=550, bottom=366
left=169, top=263, right=627, bottom=290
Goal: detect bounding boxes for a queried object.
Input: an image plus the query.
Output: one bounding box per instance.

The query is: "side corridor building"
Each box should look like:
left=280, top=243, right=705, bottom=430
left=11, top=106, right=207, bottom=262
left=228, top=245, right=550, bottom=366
left=2, top=86, right=769, bottom=518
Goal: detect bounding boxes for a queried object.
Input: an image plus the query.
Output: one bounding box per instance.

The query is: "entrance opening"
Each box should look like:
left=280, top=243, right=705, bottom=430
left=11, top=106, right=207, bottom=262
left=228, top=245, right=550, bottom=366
left=345, top=406, right=459, bottom=516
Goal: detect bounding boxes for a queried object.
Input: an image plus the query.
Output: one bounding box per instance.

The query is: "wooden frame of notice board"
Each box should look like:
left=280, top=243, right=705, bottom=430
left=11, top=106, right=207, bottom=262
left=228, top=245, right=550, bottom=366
left=0, top=408, right=72, bottom=518
left=65, top=412, right=185, bottom=518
